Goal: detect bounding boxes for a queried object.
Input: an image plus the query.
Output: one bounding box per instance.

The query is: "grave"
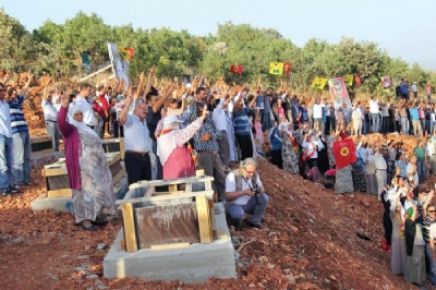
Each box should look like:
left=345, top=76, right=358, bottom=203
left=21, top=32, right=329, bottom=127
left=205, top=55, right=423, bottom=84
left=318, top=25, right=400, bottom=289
left=102, top=137, right=125, bottom=159
left=103, top=202, right=236, bottom=282
left=103, top=174, right=236, bottom=282
left=31, top=152, right=127, bottom=212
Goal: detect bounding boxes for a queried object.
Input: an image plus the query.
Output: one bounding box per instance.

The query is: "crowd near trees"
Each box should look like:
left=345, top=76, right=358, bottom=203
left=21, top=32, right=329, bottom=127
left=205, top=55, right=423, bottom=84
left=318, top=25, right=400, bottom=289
left=1, top=9, right=435, bottom=94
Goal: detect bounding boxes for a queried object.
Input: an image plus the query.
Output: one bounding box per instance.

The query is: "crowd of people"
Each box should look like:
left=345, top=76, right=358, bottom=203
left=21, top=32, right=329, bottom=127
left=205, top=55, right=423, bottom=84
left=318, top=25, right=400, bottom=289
left=1, top=70, right=436, bottom=286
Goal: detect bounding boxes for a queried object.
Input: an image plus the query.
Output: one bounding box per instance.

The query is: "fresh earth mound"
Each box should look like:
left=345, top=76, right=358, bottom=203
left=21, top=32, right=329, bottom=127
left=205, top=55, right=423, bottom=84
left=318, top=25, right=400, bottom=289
left=0, top=160, right=421, bottom=289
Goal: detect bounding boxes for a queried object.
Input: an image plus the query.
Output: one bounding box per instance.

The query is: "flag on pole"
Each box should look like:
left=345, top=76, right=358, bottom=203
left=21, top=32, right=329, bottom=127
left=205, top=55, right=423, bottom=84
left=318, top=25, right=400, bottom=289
left=107, top=42, right=130, bottom=88
left=311, top=76, right=328, bottom=90
left=354, top=74, right=362, bottom=87
left=229, top=64, right=244, bottom=75
left=283, top=62, right=292, bottom=76
left=381, top=76, right=392, bottom=88
left=333, top=138, right=357, bottom=169
left=328, top=77, right=352, bottom=108
left=269, top=62, right=284, bottom=75
left=344, top=74, right=354, bottom=87
left=81, top=51, right=92, bottom=73
left=120, top=47, right=135, bottom=61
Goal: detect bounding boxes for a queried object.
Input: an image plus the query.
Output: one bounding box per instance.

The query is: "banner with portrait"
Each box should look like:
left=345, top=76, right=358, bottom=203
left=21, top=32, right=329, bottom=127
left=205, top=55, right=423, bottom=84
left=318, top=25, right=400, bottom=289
left=328, top=77, right=352, bottom=108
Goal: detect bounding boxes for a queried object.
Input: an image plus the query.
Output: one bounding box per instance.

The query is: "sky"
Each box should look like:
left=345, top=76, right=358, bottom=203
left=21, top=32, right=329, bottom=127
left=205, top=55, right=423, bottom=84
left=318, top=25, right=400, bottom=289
left=1, top=0, right=435, bottom=70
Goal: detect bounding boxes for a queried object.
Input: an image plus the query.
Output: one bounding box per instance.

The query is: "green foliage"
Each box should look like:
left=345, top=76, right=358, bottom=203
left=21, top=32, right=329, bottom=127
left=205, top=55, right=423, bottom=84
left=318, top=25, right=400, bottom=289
left=0, top=10, right=434, bottom=94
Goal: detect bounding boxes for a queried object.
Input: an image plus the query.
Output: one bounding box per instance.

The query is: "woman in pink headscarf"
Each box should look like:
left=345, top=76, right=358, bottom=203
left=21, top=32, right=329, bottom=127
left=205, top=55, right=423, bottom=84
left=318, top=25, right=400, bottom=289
left=156, top=107, right=208, bottom=180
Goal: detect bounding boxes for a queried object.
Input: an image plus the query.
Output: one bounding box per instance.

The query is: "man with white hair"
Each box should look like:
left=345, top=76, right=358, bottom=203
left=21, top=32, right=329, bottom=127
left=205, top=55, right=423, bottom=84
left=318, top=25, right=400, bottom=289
left=225, top=158, right=269, bottom=229
left=119, top=93, right=154, bottom=185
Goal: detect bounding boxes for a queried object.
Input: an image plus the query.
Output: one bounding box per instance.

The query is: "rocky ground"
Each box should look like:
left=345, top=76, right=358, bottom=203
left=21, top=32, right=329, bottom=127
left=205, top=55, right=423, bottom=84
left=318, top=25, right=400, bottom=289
left=0, top=160, right=426, bottom=290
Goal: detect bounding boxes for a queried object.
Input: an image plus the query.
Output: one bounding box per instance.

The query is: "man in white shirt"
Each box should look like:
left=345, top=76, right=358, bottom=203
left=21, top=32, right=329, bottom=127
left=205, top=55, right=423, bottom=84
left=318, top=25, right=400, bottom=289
left=119, top=94, right=154, bottom=185
left=374, top=147, right=387, bottom=200
left=312, top=98, right=324, bottom=133
left=225, top=158, right=269, bottom=229
left=212, top=94, right=231, bottom=167
left=369, top=96, right=380, bottom=133
left=73, top=83, right=97, bottom=129
left=351, top=102, right=364, bottom=137
left=0, top=83, right=15, bottom=195
left=42, top=89, right=60, bottom=151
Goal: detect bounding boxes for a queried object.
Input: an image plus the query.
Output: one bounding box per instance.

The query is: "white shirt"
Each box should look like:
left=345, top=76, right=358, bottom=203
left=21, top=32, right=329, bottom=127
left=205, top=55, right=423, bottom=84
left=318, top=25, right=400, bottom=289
left=352, top=107, right=363, bottom=120
left=225, top=171, right=263, bottom=205
left=0, top=101, right=12, bottom=138
left=302, top=141, right=318, bottom=159
left=429, top=223, right=436, bottom=241
left=374, top=153, right=387, bottom=170
left=124, top=113, right=153, bottom=153
left=212, top=98, right=228, bottom=131
left=312, top=103, right=323, bottom=119
left=42, top=99, right=58, bottom=122
left=369, top=100, right=379, bottom=114
left=73, top=95, right=97, bottom=126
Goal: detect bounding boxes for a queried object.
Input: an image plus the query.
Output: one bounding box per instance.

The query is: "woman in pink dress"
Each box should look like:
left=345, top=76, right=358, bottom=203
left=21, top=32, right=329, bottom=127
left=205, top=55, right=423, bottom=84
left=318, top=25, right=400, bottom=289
left=157, top=108, right=207, bottom=180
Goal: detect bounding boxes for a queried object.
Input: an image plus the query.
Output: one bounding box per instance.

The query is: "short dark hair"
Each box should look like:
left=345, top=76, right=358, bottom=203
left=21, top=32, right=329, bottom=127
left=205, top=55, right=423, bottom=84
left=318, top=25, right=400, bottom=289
left=145, top=86, right=159, bottom=101
left=79, top=83, right=92, bottom=91
left=195, top=87, right=206, bottom=95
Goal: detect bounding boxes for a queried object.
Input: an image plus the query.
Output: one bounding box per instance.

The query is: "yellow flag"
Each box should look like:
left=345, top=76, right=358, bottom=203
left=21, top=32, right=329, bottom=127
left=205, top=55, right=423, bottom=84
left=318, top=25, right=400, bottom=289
left=311, top=76, right=328, bottom=90
left=344, top=74, right=354, bottom=86
left=269, top=62, right=284, bottom=75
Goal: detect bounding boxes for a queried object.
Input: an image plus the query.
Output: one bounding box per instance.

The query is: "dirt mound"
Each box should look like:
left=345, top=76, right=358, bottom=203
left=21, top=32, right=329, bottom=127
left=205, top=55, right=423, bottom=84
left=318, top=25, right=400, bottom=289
left=0, top=161, right=422, bottom=289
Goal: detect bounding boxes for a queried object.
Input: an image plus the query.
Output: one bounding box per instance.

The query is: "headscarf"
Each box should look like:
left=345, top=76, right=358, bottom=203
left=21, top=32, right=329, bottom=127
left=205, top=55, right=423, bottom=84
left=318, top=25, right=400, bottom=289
left=68, top=103, right=98, bottom=137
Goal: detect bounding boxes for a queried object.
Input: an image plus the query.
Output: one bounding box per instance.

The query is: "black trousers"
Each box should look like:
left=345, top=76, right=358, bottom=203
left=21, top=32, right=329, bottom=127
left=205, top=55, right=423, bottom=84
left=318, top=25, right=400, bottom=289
left=124, top=151, right=151, bottom=185
left=236, top=134, right=253, bottom=161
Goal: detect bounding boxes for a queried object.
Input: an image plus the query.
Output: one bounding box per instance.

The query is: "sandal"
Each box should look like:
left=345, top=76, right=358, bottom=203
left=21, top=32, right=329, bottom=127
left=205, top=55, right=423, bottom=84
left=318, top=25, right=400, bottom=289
left=93, top=218, right=109, bottom=227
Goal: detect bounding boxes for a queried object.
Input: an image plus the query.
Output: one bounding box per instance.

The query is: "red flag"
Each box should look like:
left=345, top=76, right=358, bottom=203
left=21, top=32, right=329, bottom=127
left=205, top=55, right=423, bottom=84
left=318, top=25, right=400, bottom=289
left=283, top=62, right=292, bottom=76
left=236, top=64, right=244, bottom=74
left=120, top=47, right=135, bottom=61
left=354, top=74, right=361, bottom=87
left=230, top=64, right=243, bottom=75
left=333, top=138, right=356, bottom=169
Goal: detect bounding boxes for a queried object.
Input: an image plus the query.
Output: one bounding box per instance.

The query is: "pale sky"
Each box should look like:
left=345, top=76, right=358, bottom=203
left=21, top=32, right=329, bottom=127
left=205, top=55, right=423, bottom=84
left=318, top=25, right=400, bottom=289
left=1, top=0, right=435, bottom=70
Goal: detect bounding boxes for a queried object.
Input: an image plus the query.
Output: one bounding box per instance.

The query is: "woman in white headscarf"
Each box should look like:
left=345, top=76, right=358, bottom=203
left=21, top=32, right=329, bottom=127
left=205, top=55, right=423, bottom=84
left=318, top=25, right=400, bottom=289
left=58, top=92, right=115, bottom=231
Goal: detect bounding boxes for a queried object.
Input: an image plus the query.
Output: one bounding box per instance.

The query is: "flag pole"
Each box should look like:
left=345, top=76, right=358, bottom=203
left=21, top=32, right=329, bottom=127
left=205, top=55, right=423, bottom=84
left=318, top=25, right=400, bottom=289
left=79, top=64, right=112, bottom=82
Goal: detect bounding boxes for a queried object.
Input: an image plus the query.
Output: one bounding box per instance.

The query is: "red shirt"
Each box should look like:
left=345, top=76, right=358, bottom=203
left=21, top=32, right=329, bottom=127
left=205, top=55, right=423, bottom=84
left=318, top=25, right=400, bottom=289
left=93, top=95, right=109, bottom=118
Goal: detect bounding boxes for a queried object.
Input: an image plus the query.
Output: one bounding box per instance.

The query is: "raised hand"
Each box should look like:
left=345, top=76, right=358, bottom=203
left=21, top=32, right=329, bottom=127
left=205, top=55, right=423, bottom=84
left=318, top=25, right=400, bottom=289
left=60, top=93, right=69, bottom=108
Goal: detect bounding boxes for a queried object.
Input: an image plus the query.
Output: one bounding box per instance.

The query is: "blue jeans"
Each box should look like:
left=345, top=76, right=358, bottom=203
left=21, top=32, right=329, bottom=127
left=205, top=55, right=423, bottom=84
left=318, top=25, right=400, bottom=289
left=426, top=245, right=436, bottom=284
left=0, top=135, right=13, bottom=191
left=371, top=113, right=380, bottom=133
left=417, top=158, right=426, bottom=183
left=12, top=131, right=32, bottom=184
left=226, top=193, right=269, bottom=224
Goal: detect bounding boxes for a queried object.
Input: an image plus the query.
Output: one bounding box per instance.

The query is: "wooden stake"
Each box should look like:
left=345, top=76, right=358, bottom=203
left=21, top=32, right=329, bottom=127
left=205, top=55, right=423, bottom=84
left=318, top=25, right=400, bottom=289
left=120, top=202, right=138, bottom=252
left=196, top=195, right=213, bottom=243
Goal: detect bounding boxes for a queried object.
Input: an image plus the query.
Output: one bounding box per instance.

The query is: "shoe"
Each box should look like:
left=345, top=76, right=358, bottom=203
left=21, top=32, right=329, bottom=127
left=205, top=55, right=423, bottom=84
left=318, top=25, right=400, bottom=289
left=1, top=190, right=11, bottom=196
left=8, top=186, right=20, bottom=194
left=81, top=220, right=97, bottom=231
left=247, top=220, right=264, bottom=229
left=93, top=217, right=109, bottom=227
left=230, top=218, right=243, bottom=230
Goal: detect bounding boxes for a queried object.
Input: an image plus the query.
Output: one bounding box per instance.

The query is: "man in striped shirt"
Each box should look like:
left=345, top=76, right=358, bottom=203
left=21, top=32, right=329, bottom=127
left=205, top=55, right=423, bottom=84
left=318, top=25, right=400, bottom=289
left=6, top=75, right=50, bottom=187
left=184, top=87, right=227, bottom=201
left=0, top=82, right=17, bottom=195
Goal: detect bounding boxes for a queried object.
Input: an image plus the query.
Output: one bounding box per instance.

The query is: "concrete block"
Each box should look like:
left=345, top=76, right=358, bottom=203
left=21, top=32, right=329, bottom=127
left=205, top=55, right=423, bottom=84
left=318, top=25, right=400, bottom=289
left=103, top=203, right=236, bottom=283
left=31, top=196, right=72, bottom=213
left=31, top=176, right=128, bottom=212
